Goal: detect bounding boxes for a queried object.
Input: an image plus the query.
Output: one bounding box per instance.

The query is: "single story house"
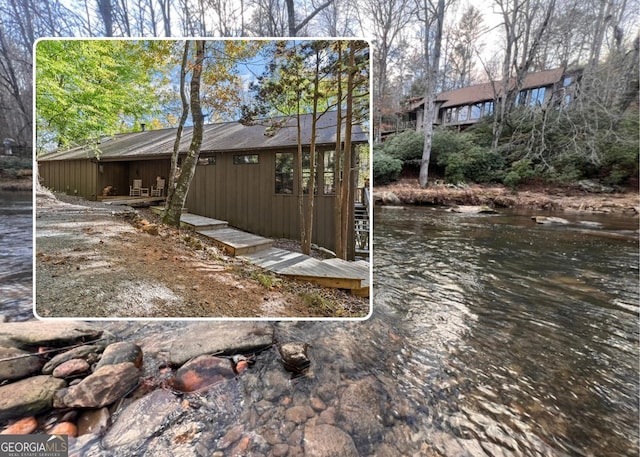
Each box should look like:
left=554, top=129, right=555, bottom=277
left=38, top=111, right=369, bottom=258
left=380, top=67, right=581, bottom=137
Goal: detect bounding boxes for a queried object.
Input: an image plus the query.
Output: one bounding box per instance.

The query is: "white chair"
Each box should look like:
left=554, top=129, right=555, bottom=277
left=151, top=178, right=165, bottom=197
left=129, top=179, right=143, bottom=196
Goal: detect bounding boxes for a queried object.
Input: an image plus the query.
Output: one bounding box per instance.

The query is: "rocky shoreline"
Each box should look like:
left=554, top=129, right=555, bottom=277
left=374, top=180, right=640, bottom=214
left=0, top=173, right=32, bottom=192
left=0, top=320, right=400, bottom=457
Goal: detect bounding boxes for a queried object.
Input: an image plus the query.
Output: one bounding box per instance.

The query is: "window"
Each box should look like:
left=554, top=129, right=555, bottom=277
left=458, top=106, right=469, bottom=122
left=302, top=151, right=319, bottom=194
left=484, top=101, right=494, bottom=115
left=444, top=108, right=453, bottom=123
left=198, top=156, right=215, bottom=165
left=470, top=103, right=482, bottom=120
left=323, top=150, right=335, bottom=194
left=275, top=153, right=294, bottom=194
left=233, top=154, right=258, bottom=164
left=528, top=87, right=546, bottom=106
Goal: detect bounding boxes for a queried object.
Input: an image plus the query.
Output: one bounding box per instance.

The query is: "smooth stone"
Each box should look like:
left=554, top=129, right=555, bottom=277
left=450, top=205, right=497, bottom=214
left=278, top=342, right=311, bottom=374
left=52, top=358, right=90, bottom=378
left=1, top=416, right=38, bottom=434
left=0, top=375, right=66, bottom=421
left=168, top=322, right=273, bottom=366
left=217, top=424, right=244, bottom=450
left=42, top=344, right=104, bottom=374
left=0, top=322, right=103, bottom=349
left=48, top=421, right=77, bottom=437
left=62, top=362, right=140, bottom=408
left=338, top=377, right=384, bottom=444
left=303, top=423, right=359, bottom=457
left=95, top=342, right=143, bottom=370
left=169, top=355, right=235, bottom=392
left=272, top=443, right=289, bottom=457
left=103, top=389, right=181, bottom=449
left=376, top=191, right=401, bottom=205
left=310, top=397, right=326, bottom=411
left=285, top=405, right=315, bottom=424
left=77, top=407, right=110, bottom=436
left=0, top=347, right=43, bottom=382
left=532, top=215, right=570, bottom=224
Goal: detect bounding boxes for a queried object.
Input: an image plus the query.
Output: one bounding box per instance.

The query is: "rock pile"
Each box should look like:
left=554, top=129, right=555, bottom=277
left=0, top=320, right=274, bottom=447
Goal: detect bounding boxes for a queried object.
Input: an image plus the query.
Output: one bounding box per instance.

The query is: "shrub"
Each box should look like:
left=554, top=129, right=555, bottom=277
left=379, top=130, right=424, bottom=162
left=503, top=158, right=536, bottom=188
left=373, top=149, right=402, bottom=184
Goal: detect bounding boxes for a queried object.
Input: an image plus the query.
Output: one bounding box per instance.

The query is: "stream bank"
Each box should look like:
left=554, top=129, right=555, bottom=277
left=375, top=179, right=640, bottom=214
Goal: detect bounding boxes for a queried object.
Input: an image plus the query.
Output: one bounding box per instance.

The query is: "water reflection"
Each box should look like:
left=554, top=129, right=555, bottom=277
left=0, top=191, right=32, bottom=321
left=374, top=205, right=639, bottom=456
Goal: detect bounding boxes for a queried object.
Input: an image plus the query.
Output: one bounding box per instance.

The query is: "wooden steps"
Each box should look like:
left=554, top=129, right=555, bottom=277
left=198, top=227, right=273, bottom=256
left=149, top=210, right=370, bottom=296
left=179, top=213, right=227, bottom=231
left=243, top=247, right=370, bottom=297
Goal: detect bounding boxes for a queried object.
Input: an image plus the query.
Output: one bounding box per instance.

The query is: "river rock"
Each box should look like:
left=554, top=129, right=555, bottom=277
left=48, top=421, right=77, bottom=437
left=0, top=322, right=103, bottom=349
left=61, top=362, right=140, bottom=408
left=278, top=342, right=311, bottom=375
left=576, top=179, right=614, bottom=193
left=0, top=347, right=43, bottom=381
left=103, top=389, right=182, bottom=449
left=1, top=416, right=38, bottom=434
left=0, top=375, right=66, bottom=421
left=532, top=216, right=570, bottom=224
left=303, top=423, right=359, bottom=457
left=77, top=407, right=110, bottom=436
left=449, top=205, right=497, bottom=214
left=285, top=405, right=315, bottom=424
left=168, top=322, right=273, bottom=366
left=52, top=358, right=90, bottom=378
left=42, top=344, right=104, bottom=374
left=338, top=377, right=384, bottom=445
left=169, top=355, right=235, bottom=392
left=374, top=191, right=401, bottom=205
left=95, top=341, right=143, bottom=369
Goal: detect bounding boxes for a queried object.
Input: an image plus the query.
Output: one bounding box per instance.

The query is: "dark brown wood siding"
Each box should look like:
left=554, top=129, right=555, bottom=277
left=185, top=148, right=343, bottom=253
left=38, top=159, right=98, bottom=200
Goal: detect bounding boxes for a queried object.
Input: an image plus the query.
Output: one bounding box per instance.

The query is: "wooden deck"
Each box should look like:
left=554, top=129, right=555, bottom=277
left=243, top=247, right=370, bottom=297
left=149, top=210, right=370, bottom=296
left=100, top=196, right=166, bottom=207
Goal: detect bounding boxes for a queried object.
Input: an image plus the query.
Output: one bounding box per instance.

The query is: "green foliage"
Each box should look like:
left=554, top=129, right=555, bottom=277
left=253, top=271, right=275, bottom=289
left=503, top=159, right=536, bottom=188
left=377, top=130, right=424, bottom=162
left=373, top=147, right=402, bottom=184
left=36, top=40, right=164, bottom=151
left=441, top=146, right=505, bottom=184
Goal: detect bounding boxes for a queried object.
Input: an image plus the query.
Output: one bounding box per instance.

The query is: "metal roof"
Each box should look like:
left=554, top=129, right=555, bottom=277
left=39, top=111, right=368, bottom=162
left=436, top=68, right=565, bottom=108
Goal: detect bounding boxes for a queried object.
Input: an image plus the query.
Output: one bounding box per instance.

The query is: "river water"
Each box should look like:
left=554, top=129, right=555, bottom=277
left=7, top=192, right=639, bottom=456
left=0, top=191, right=32, bottom=321
left=373, top=205, right=639, bottom=456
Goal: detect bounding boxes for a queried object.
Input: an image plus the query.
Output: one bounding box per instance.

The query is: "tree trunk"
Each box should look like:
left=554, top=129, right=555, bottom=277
left=334, top=43, right=344, bottom=259
left=163, top=40, right=205, bottom=227
left=165, top=40, right=190, bottom=210
left=339, top=43, right=356, bottom=258
left=418, top=0, right=445, bottom=188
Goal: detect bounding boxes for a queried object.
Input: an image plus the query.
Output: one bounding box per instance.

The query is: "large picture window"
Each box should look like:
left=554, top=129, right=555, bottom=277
left=275, top=152, right=294, bottom=194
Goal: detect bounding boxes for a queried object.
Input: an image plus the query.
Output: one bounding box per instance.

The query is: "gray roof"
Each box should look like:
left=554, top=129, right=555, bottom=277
left=39, top=111, right=368, bottom=162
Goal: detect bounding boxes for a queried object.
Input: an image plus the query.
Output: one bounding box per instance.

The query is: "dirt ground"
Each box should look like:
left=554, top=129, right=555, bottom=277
left=376, top=179, right=640, bottom=214
left=35, top=190, right=369, bottom=319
